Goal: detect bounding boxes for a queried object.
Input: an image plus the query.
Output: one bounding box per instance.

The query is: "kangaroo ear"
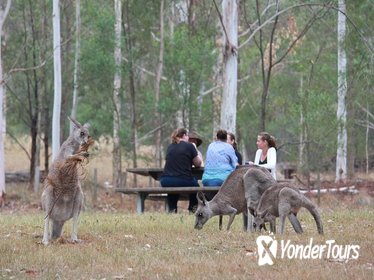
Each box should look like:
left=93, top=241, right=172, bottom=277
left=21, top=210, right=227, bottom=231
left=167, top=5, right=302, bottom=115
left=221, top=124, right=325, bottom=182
left=83, top=122, right=90, bottom=129
left=68, top=116, right=82, bottom=128
left=196, top=191, right=207, bottom=206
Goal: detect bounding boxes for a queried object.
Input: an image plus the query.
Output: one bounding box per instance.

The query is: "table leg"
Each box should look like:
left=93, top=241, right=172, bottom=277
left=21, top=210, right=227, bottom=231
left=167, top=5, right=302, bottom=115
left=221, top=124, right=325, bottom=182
left=136, top=193, right=148, bottom=214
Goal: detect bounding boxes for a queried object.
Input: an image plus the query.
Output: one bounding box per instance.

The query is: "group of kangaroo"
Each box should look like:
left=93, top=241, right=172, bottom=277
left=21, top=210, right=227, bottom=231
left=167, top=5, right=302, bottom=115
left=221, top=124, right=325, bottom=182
left=41, top=117, right=323, bottom=245
left=194, top=165, right=324, bottom=235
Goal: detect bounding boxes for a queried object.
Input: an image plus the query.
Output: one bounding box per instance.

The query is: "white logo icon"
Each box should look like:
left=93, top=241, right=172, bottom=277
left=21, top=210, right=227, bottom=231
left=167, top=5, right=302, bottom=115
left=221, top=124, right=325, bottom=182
left=256, top=235, right=278, bottom=266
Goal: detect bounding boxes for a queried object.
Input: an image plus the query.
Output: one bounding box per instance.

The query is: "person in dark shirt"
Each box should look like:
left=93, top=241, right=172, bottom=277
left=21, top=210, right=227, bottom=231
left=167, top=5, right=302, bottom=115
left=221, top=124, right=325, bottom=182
left=227, top=132, right=243, bottom=165
left=160, top=128, right=202, bottom=213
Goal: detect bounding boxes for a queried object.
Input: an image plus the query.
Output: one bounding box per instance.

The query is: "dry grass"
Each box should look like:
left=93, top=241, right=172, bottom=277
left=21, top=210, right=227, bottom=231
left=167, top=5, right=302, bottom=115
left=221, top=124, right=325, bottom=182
left=0, top=192, right=373, bottom=279
left=2, top=136, right=374, bottom=279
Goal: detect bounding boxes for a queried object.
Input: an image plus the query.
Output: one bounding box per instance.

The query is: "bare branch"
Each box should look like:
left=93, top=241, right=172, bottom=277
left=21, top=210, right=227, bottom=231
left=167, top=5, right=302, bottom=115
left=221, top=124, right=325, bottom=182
left=6, top=132, right=31, bottom=161
left=356, top=102, right=374, bottom=120
left=239, top=1, right=276, bottom=38
left=122, top=56, right=167, bottom=81
left=240, top=2, right=373, bottom=56
left=273, top=5, right=330, bottom=67
left=7, top=60, right=47, bottom=75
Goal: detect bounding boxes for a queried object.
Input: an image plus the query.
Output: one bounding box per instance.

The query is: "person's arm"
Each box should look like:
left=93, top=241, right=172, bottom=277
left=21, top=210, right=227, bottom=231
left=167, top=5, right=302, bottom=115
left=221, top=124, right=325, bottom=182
left=254, top=149, right=261, bottom=165
left=191, top=143, right=202, bottom=167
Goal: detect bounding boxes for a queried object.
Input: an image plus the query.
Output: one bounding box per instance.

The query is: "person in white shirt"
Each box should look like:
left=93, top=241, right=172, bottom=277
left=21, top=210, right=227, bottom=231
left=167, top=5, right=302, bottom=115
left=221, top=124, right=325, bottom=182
left=253, top=132, right=277, bottom=180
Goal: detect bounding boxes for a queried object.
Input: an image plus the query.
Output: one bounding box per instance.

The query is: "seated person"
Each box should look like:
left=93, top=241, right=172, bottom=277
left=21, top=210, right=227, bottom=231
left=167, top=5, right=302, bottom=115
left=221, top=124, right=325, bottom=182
left=160, top=128, right=202, bottom=213
left=253, top=131, right=277, bottom=180
left=227, top=132, right=243, bottom=165
left=202, top=129, right=238, bottom=188
left=188, top=130, right=204, bottom=166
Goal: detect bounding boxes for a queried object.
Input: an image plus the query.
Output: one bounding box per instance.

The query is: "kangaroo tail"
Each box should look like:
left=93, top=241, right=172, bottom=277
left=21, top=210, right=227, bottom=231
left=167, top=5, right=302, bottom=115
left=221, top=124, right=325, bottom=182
left=302, top=196, right=324, bottom=235
left=52, top=220, right=65, bottom=239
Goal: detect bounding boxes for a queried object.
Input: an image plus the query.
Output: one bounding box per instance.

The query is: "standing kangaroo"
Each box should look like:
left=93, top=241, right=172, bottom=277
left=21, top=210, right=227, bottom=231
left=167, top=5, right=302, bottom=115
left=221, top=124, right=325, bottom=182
left=41, top=117, right=91, bottom=245
left=252, top=183, right=324, bottom=235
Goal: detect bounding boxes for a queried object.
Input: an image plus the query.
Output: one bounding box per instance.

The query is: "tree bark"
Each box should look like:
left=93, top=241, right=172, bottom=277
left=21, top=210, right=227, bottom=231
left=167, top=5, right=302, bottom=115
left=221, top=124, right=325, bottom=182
left=123, top=1, right=138, bottom=186
left=212, top=20, right=223, bottom=137
left=220, top=0, right=238, bottom=135
left=0, top=0, right=12, bottom=201
left=336, top=0, right=347, bottom=182
left=112, top=0, right=122, bottom=189
left=52, top=0, right=62, bottom=161
left=70, top=0, right=81, bottom=134
left=154, top=0, right=164, bottom=167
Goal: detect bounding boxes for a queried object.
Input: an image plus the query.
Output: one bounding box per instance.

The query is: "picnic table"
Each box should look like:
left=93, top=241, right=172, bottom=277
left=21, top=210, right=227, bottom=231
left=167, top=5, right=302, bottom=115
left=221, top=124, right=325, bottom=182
left=115, top=167, right=220, bottom=213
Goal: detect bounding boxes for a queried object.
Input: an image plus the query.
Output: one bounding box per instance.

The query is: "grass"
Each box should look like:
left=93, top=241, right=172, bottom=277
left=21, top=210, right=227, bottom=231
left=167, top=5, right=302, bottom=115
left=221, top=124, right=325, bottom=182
left=2, top=138, right=374, bottom=279
left=0, top=201, right=373, bottom=280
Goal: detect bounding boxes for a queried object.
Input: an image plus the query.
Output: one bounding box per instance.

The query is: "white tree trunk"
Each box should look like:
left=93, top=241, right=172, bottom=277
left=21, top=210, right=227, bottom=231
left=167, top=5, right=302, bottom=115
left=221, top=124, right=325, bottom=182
left=70, top=0, right=81, bottom=134
left=0, top=0, right=12, bottom=199
left=155, top=0, right=164, bottom=167
left=112, top=0, right=122, bottom=188
left=220, top=0, right=238, bottom=135
left=213, top=18, right=223, bottom=137
left=336, top=0, right=347, bottom=182
left=52, top=0, right=62, bottom=161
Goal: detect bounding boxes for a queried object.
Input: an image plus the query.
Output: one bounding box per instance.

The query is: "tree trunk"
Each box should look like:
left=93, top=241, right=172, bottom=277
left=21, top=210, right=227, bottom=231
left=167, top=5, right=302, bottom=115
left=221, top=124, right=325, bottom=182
left=70, top=0, right=81, bottom=134
left=336, top=0, right=347, bottom=182
left=52, top=0, right=62, bottom=161
left=112, top=0, right=122, bottom=189
left=220, top=0, right=238, bottom=135
left=28, top=1, right=41, bottom=191
left=213, top=20, right=223, bottom=137
left=0, top=0, right=12, bottom=200
left=154, top=0, right=164, bottom=167
left=123, top=1, right=138, bottom=186
left=365, top=102, right=369, bottom=174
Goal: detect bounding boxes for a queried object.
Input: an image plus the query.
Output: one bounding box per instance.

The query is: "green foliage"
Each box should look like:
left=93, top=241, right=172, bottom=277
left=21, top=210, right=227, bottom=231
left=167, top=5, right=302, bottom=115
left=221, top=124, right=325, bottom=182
left=2, top=0, right=373, bottom=173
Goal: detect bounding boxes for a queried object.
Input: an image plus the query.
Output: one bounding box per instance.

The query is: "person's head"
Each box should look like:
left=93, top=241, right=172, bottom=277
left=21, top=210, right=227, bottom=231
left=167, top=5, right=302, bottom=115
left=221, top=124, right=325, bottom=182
left=227, top=132, right=237, bottom=149
left=216, top=129, right=228, bottom=142
left=256, top=132, right=276, bottom=150
left=171, top=128, right=189, bottom=144
left=188, top=131, right=203, bottom=147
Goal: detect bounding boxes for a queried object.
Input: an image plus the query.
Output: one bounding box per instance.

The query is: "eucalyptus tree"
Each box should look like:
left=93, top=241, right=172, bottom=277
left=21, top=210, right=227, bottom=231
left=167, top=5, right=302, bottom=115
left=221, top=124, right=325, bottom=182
left=220, top=0, right=238, bottom=135
left=70, top=0, right=81, bottom=134
left=154, top=0, right=165, bottom=167
left=0, top=0, right=11, bottom=202
left=336, top=0, right=347, bottom=182
left=52, top=0, right=62, bottom=160
left=112, top=0, right=122, bottom=189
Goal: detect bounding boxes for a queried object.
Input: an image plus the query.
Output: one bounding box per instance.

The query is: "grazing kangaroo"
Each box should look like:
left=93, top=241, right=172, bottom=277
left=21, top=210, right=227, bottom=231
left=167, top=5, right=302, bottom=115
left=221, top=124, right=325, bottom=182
left=252, top=183, right=324, bottom=235
left=195, top=166, right=252, bottom=231
left=41, top=117, right=91, bottom=245
left=195, top=165, right=304, bottom=232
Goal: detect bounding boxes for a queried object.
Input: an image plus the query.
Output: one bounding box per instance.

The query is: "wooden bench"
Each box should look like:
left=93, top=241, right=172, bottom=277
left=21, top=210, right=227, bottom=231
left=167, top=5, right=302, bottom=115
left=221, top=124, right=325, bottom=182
left=115, top=186, right=220, bottom=213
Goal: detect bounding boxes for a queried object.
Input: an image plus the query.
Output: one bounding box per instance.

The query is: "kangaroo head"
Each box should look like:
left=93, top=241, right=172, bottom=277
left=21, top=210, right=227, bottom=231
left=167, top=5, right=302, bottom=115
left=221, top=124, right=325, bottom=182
left=69, top=116, right=90, bottom=145
left=194, top=192, right=213, bottom=230
left=252, top=208, right=270, bottom=232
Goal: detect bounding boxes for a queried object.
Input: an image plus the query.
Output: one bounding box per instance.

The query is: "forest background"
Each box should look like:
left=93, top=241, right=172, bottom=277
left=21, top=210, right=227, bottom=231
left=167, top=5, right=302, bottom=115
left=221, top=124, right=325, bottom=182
left=0, top=0, right=373, bottom=193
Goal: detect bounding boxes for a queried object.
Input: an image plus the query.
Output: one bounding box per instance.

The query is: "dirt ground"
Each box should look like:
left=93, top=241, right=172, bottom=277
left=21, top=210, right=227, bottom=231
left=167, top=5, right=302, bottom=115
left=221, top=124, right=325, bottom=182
left=2, top=135, right=374, bottom=213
